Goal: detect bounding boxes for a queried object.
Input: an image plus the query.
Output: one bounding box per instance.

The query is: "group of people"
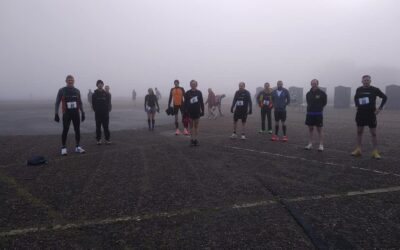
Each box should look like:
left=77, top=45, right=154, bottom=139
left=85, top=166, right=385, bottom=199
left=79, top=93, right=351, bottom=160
left=55, top=74, right=387, bottom=159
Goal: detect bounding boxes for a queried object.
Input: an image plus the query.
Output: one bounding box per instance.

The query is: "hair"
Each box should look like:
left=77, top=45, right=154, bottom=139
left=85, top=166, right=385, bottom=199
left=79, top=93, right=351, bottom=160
left=311, top=79, right=319, bottom=85
left=264, top=82, right=270, bottom=87
left=362, top=75, right=371, bottom=80
left=174, top=80, right=179, bottom=84
left=239, top=81, right=245, bottom=87
left=66, top=75, right=74, bottom=80
left=96, top=80, right=104, bottom=86
left=148, top=88, right=154, bottom=95
left=190, top=80, right=198, bottom=85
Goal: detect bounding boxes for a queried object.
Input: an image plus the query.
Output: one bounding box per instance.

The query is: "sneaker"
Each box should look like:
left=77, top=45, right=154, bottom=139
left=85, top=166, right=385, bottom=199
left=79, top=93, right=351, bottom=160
left=258, top=129, right=265, bottom=134
left=282, top=135, right=288, bottom=142
left=61, top=147, right=67, bottom=156
left=194, top=139, right=199, bottom=146
left=105, top=140, right=112, bottom=145
left=96, top=140, right=102, bottom=145
left=351, top=148, right=362, bottom=157
left=271, top=134, right=279, bottom=141
left=371, top=149, right=381, bottom=159
left=318, top=144, right=324, bottom=152
left=230, top=133, right=238, bottom=139
left=190, top=139, right=195, bottom=146
left=175, top=129, right=181, bottom=135
left=183, top=128, right=189, bottom=136
left=304, top=144, right=312, bottom=150
left=241, top=134, right=247, bottom=140
left=268, top=130, right=273, bottom=134
left=75, top=146, right=86, bottom=154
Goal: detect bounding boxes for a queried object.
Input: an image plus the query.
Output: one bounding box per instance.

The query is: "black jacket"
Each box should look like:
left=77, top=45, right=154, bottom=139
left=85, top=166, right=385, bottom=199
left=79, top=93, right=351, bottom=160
left=306, top=88, right=327, bottom=113
left=92, top=89, right=111, bottom=114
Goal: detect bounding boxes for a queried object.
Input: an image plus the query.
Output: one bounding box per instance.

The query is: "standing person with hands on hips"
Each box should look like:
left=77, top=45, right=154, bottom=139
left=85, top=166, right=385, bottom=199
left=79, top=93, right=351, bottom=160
left=54, top=75, right=86, bottom=155
left=230, top=82, right=252, bottom=140
left=184, top=80, right=204, bottom=146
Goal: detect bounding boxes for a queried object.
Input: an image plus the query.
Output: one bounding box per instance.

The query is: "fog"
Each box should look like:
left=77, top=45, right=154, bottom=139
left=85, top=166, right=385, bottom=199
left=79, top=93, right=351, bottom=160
left=1, top=0, right=400, bottom=99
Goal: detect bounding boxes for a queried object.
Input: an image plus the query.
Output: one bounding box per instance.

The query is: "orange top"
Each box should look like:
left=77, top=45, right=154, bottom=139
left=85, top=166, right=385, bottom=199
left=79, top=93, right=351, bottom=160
left=171, top=87, right=184, bottom=106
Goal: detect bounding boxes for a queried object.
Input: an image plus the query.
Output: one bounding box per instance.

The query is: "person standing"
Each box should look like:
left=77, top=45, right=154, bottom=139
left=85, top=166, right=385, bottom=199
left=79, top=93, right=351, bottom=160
left=257, top=82, right=273, bottom=134
left=230, top=82, right=252, bottom=140
left=144, top=88, right=160, bottom=131
left=184, top=80, right=204, bottom=146
left=54, top=75, right=86, bottom=155
left=205, top=88, right=217, bottom=119
left=168, top=80, right=189, bottom=135
left=271, top=80, right=290, bottom=141
left=92, top=80, right=112, bottom=145
left=132, top=89, right=137, bottom=106
left=351, top=75, right=387, bottom=159
left=215, top=94, right=226, bottom=116
left=87, top=89, right=93, bottom=109
left=304, top=79, right=327, bottom=151
left=155, top=87, right=162, bottom=100
left=105, top=85, right=112, bottom=112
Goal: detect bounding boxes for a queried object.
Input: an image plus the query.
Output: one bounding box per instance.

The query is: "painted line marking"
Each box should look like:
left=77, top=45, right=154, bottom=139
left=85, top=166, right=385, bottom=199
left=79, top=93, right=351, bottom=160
left=1, top=185, right=400, bottom=237
left=226, top=146, right=400, bottom=178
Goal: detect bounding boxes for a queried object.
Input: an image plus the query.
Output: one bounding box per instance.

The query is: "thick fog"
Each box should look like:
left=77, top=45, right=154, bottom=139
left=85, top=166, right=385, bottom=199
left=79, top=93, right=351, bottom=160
left=1, top=0, right=400, bottom=99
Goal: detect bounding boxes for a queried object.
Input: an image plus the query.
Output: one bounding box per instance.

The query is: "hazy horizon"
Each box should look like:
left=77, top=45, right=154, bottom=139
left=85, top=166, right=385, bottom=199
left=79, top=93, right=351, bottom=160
left=1, top=0, right=400, bottom=100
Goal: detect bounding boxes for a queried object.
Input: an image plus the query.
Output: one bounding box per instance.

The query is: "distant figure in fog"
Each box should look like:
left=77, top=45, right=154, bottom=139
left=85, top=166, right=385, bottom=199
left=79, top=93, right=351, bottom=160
left=132, top=89, right=137, bottom=106
left=155, top=87, right=162, bottom=100
left=205, top=88, right=217, bottom=119
left=92, top=80, right=112, bottom=145
left=215, top=94, right=226, bottom=116
left=105, top=85, right=112, bottom=111
left=144, top=88, right=160, bottom=131
left=88, top=89, right=93, bottom=109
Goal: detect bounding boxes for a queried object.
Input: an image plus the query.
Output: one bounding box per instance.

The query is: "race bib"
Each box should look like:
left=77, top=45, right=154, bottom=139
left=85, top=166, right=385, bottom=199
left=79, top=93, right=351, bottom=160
left=190, top=96, right=198, bottom=104
left=358, top=97, right=370, bottom=105
left=236, top=100, right=244, bottom=106
left=66, top=101, right=77, bottom=109
left=263, top=100, right=269, bottom=106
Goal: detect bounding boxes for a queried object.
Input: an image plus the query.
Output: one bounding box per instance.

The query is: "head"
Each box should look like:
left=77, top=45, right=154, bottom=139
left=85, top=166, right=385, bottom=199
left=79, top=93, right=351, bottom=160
left=311, top=79, right=319, bottom=90
left=190, top=80, right=198, bottom=90
left=174, top=80, right=180, bottom=87
left=148, top=88, right=154, bottom=95
left=239, top=82, right=245, bottom=90
left=65, top=75, right=75, bottom=87
left=362, top=75, right=371, bottom=87
left=208, top=88, right=213, bottom=93
left=105, top=85, right=110, bottom=93
left=277, top=81, right=283, bottom=90
left=264, top=82, right=270, bottom=90
left=96, top=80, right=104, bottom=90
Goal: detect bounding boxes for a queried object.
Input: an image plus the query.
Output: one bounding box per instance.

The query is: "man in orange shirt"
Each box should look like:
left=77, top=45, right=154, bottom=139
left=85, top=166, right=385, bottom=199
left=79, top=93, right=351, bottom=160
left=168, top=80, right=189, bottom=135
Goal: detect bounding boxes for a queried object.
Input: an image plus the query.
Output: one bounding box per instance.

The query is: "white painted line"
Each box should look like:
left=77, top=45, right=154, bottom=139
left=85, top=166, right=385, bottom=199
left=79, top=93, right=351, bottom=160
left=226, top=146, right=400, bottom=178
left=2, top=185, right=400, bottom=237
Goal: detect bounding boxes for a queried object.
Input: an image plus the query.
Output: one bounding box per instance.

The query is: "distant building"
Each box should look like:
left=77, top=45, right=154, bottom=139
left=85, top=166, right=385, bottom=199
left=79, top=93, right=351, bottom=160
left=334, top=86, right=351, bottom=108
left=385, top=85, right=400, bottom=110
left=288, top=86, right=303, bottom=106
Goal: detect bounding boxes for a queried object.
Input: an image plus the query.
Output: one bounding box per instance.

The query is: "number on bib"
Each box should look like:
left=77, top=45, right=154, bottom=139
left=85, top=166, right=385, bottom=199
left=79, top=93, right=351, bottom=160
left=263, top=100, right=269, bottom=106
left=66, top=101, right=77, bottom=109
left=190, top=96, right=198, bottom=104
left=358, top=97, right=370, bottom=105
left=236, top=100, right=244, bottom=106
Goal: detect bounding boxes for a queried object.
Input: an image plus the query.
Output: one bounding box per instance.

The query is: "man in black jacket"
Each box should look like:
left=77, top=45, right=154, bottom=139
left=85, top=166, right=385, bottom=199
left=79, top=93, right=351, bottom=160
left=92, top=80, right=112, bottom=145
left=304, top=79, right=327, bottom=151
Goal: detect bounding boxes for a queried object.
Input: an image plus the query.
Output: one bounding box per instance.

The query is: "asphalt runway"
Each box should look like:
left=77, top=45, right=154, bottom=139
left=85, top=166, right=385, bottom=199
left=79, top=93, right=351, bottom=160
left=0, top=100, right=400, bottom=249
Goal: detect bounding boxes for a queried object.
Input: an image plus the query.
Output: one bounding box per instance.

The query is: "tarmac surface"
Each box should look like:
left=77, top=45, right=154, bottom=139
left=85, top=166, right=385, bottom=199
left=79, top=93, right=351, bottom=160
left=1, top=100, right=400, bottom=249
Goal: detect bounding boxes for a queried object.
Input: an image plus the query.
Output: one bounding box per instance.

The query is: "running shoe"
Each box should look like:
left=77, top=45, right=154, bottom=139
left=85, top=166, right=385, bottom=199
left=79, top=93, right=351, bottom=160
left=230, top=133, right=238, bottom=139
left=371, top=149, right=381, bottom=159
left=105, top=140, right=112, bottom=145
left=304, top=143, right=312, bottom=150
left=282, top=135, right=288, bottom=142
left=271, top=134, right=279, bottom=141
left=241, top=134, right=247, bottom=140
left=190, top=139, right=195, bottom=146
left=183, top=128, right=190, bottom=136
left=318, top=144, right=324, bottom=152
left=175, top=129, right=181, bottom=135
left=258, top=129, right=265, bottom=134
left=268, top=130, right=273, bottom=134
left=75, top=146, right=86, bottom=154
left=194, top=139, right=199, bottom=146
left=61, top=147, right=67, bottom=156
left=96, top=140, right=102, bottom=145
left=351, top=148, right=362, bottom=157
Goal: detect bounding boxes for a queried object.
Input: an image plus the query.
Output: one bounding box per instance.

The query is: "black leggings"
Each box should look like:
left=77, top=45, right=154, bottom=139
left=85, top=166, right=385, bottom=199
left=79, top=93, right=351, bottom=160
left=95, top=113, right=110, bottom=140
left=261, top=107, right=272, bottom=131
left=62, top=112, right=80, bottom=146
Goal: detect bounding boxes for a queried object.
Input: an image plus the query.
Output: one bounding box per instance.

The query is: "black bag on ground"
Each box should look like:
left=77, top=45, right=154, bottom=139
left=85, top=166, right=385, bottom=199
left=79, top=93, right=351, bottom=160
left=27, top=156, right=48, bottom=166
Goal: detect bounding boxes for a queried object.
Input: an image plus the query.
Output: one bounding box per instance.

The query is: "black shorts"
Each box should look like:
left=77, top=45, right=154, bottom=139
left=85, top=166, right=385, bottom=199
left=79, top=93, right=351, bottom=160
left=305, top=115, right=323, bottom=127
left=189, top=111, right=201, bottom=120
left=274, top=111, right=286, bottom=122
left=173, top=105, right=183, bottom=115
left=234, top=110, right=247, bottom=122
left=356, top=111, right=377, bottom=128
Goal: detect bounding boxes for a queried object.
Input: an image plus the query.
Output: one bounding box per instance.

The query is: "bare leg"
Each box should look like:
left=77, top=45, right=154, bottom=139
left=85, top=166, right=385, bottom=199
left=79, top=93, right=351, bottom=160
left=308, top=126, right=314, bottom=145
left=317, top=127, right=323, bottom=145
left=369, top=128, right=378, bottom=150
left=356, top=126, right=364, bottom=149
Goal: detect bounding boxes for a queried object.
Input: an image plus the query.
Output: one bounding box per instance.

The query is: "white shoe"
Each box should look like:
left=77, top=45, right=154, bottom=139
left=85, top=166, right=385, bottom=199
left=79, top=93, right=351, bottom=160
left=241, top=134, right=247, bottom=140
left=230, top=133, right=238, bottom=139
left=61, top=148, right=67, bottom=156
left=75, top=146, right=86, bottom=154
left=304, top=144, right=312, bottom=150
left=318, top=144, right=324, bottom=152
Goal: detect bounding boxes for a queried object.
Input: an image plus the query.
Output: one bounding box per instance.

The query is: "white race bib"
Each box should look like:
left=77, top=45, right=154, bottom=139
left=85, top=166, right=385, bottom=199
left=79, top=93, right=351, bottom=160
left=263, top=100, right=269, bottom=105
left=190, top=96, right=198, bottom=104
left=358, top=97, right=370, bottom=105
left=66, top=101, right=77, bottom=109
left=236, top=100, right=244, bottom=106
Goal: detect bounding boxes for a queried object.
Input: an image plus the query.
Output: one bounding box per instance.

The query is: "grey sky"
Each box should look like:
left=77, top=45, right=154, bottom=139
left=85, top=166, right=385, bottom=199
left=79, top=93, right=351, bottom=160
left=1, top=0, right=399, bottom=99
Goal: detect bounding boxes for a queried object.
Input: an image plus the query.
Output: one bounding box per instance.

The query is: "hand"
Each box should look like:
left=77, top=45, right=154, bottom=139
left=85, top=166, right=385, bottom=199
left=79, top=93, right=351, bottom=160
left=54, top=113, right=60, bottom=123
left=375, top=108, right=381, bottom=115
left=248, top=110, right=252, bottom=115
left=200, top=111, right=204, bottom=117
left=81, top=112, right=85, bottom=122
left=157, top=108, right=160, bottom=113
left=230, top=108, right=234, bottom=113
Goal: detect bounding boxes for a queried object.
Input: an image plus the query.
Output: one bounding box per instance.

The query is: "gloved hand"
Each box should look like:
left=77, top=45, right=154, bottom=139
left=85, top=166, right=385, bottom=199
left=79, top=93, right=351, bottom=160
left=81, top=112, right=85, bottom=122
left=157, top=108, right=160, bottom=113
left=230, top=108, right=234, bottom=113
left=54, top=113, right=60, bottom=123
left=200, top=111, right=204, bottom=117
left=248, top=110, right=252, bottom=115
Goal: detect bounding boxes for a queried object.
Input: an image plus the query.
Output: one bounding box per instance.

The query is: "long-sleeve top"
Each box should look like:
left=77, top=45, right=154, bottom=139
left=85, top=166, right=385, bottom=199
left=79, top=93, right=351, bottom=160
left=184, top=89, right=204, bottom=114
left=354, top=86, right=387, bottom=113
left=231, top=89, right=252, bottom=113
left=92, top=89, right=112, bottom=114
left=55, top=86, right=84, bottom=114
left=256, top=89, right=273, bottom=109
left=306, top=88, right=327, bottom=114
left=144, top=94, right=160, bottom=109
left=271, top=88, right=290, bottom=112
left=168, top=87, right=185, bottom=107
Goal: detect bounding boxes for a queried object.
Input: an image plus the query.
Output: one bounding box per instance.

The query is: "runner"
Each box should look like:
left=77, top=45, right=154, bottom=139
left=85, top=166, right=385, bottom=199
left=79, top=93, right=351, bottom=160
left=92, top=80, right=112, bottom=145
left=155, top=87, right=162, bottom=100
left=230, top=82, right=252, bottom=140
left=351, top=75, right=387, bottom=159
left=54, top=75, right=85, bottom=155
left=87, top=89, right=93, bottom=109
left=205, top=88, right=217, bottom=119
left=168, top=80, right=189, bottom=135
left=304, top=79, right=327, bottom=151
left=144, top=88, right=160, bottom=131
left=132, top=89, right=137, bottom=106
left=215, top=94, right=226, bottom=116
left=256, top=82, right=273, bottom=134
left=105, top=85, right=112, bottom=111
left=271, top=80, right=290, bottom=141
left=184, top=80, right=204, bottom=146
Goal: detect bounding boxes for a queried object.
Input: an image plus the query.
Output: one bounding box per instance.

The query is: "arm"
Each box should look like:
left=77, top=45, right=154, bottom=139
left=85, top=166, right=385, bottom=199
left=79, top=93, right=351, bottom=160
left=200, top=92, right=205, bottom=115
left=92, top=93, right=96, bottom=112
left=181, top=87, right=185, bottom=104
left=156, top=96, right=160, bottom=111
left=108, top=93, right=112, bottom=112
left=144, top=95, right=148, bottom=111
left=77, top=90, right=84, bottom=113
left=306, top=92, right=311, bottom=106
left=286, top=89, right=291, bottom=106
left=55, top=88, right=62, bottom=114
left=354, top=90, right=359, bottom=107
left=231, top=92, right=238, bottom=112
left=248, top=91, right=252, bottom=113
left=377, top=88, right=387, bottom=109
left=168, top=89, right=173, bottom=107
left=322, top=92, right=327, bottom=107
